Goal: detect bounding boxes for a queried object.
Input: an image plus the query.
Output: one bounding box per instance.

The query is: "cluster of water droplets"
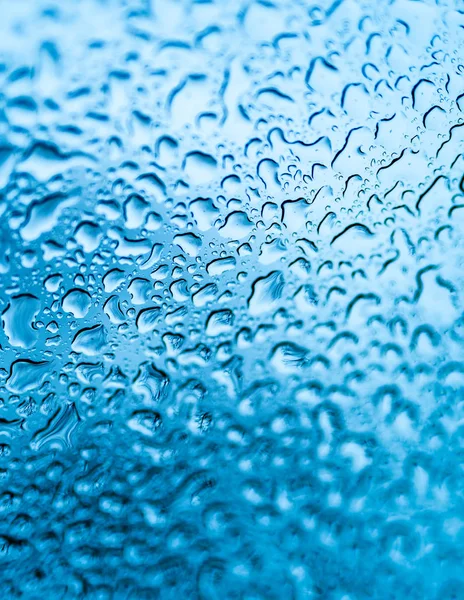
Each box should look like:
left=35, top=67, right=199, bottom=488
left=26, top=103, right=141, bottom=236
left=0, top=0, right=463, bottom=597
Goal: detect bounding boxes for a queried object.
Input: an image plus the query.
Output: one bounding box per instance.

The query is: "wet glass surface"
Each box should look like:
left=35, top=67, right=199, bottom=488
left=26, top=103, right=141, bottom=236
left=0, top=1, right=464, bottom=598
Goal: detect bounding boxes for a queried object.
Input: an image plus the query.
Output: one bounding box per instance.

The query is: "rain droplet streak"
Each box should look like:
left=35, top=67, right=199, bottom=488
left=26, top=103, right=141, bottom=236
left=0, top=1, right=463, bottom=598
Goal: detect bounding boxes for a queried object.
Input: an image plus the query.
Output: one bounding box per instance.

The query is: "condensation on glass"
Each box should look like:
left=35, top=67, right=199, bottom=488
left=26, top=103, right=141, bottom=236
left=0, top=0, right=463, bottom=598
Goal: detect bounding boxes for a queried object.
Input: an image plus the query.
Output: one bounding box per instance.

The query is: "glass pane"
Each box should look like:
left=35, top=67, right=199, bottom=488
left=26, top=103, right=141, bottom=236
left=0, top=0, right=463, bottom=597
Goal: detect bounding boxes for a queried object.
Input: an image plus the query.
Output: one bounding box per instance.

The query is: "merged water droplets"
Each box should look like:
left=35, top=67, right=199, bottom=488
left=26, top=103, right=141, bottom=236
left=2, top=295, right=40, bottom=348
left=62, top=289, right=91, bottom=318
left=0, top=0, right=463, bottom=597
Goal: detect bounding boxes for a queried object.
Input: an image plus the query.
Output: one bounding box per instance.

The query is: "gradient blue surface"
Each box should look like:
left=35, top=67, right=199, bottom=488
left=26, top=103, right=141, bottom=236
left=0, top=0, right=463, bottom=598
